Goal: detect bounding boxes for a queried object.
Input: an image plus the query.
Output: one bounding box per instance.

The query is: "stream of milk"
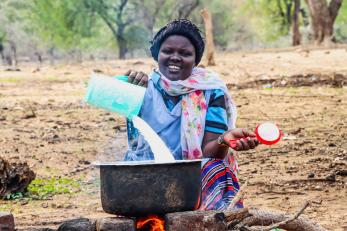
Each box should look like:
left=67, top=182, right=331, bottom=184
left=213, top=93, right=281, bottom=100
left=132, top=116, right=175, bottom=163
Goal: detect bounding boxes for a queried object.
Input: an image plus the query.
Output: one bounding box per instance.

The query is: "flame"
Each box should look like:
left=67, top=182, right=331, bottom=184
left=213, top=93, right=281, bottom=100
left=136, top=215, right=165, bottom=231
left=194, top=194, right=201, bottom=210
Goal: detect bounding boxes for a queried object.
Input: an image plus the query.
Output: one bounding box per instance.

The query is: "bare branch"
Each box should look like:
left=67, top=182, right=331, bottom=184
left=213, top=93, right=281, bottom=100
left=225, top=180, right=248, bottom=211
left=258, top=201, right=310, bottom=231
left=178, top=0, right=200, bottom=18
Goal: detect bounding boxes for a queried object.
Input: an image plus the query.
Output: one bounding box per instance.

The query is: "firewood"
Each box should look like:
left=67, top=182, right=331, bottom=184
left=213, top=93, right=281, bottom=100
left=222, top=208, right=250, bottom=223
left=243, top=201, right=311, bottom=231
left=166, top=210, right=227, bottom=231
left=0, top=157, right=35, bottom=198
left=231, top=205, right=327, bottom=231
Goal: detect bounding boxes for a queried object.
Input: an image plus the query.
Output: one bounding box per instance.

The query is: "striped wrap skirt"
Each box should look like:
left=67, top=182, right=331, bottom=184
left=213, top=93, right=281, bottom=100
left=199, top=158, right=243, bottom=210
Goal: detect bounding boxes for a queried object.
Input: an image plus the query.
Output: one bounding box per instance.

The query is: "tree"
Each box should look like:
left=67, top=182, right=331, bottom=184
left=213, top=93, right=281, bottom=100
left=26, top=0, right=206, bottom=60
left=192, top=1, right=235, bottom=48
left=201, top=9, right=215, bottom=66
left=84, top=0, right=136, bottom=59
left=292, top=0, right=301, bottom=45
left=155, top=0, right=202, bottom=25
left=27, top=0, right=102, bottom=63
left=236, top=0, right=295, bottom=44
left=135, top=0, right=166, bottom=37
left=177, top=0, right=200, bottom=19
left=0, top=32, right=5, bottom=62
left=268, top=0, right=304, bottom=45
left=305, top=0, right=343, bottom=45
left=29, top=1, right=95, bottom=49
left=275, top=0, right=294, bottom=32
left=334, top=0, right=347, bottom=42
left=0, top=0, right=30, bottom=66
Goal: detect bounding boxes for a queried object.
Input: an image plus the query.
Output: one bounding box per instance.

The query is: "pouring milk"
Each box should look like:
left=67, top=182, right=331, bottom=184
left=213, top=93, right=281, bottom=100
left=85, top=73, right=175, bottom=163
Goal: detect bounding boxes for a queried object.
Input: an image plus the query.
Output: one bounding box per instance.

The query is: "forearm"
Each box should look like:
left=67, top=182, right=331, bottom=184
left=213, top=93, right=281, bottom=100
left=202, top=136, right=229, bottom=159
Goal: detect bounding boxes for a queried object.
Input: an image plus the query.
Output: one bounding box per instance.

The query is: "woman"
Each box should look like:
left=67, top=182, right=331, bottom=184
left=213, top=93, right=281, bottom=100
left=124, top=19, right=258, bottom=210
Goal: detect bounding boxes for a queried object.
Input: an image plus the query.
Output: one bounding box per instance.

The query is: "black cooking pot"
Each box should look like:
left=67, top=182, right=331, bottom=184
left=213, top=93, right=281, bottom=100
left=94, top=160, right=201, bottom=216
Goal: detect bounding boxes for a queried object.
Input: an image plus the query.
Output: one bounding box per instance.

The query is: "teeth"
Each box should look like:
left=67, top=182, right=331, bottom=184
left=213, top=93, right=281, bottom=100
left=168, top=65, right=180, bottom=70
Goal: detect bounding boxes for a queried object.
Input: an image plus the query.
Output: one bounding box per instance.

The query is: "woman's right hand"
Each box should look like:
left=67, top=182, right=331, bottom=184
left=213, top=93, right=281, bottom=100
left=222, top=128, right=259, bottom=151
left=125, top=70, right=149, bottom=87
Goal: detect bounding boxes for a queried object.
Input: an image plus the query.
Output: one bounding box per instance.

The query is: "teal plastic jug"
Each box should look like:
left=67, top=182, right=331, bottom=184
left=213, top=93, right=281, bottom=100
left=85, top=73, right=146, bottom=118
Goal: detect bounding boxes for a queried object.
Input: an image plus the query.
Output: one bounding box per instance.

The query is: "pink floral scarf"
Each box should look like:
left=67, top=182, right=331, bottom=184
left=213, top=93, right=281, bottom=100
left=155, top=67, right=237, bottom=160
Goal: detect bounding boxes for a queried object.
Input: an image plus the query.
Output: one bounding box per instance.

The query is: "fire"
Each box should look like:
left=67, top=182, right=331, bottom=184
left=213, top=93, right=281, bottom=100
left=136, top=215, right=165, bottom=231
left=194, top=194, right=201, bottom=210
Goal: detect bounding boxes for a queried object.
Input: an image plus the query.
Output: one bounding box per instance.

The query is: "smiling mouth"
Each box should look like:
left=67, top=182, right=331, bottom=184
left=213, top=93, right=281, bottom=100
left=167, top=65, right=181, bottom=73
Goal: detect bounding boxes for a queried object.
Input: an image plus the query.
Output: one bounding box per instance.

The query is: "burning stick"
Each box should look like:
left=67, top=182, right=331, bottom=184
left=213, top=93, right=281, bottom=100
left=137, top=215, right=165, bottom=231
left=225, top=180, right=248, bottom=211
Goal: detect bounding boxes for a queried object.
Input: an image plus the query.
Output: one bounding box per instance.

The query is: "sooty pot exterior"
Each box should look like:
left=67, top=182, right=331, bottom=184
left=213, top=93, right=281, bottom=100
left=99, top=160, right=201, bottom=216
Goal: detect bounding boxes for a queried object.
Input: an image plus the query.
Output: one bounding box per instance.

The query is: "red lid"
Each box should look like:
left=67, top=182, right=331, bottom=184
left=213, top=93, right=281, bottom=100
left=255, top=122, right=282, bottom=145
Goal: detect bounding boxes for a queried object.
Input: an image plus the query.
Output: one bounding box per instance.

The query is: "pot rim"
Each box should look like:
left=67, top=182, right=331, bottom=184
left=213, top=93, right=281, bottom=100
left=92, top=159, right=201, bottom=167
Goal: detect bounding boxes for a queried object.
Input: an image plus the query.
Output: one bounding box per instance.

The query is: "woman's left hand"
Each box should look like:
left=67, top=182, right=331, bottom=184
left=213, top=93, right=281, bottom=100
left=222, top=128, right=259, bottom=151
left=124, top=70, right=149, bottom=87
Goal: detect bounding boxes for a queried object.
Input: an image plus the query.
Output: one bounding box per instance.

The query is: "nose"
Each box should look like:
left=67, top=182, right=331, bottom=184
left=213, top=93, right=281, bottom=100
left=169, top=52, right=181, bottom=62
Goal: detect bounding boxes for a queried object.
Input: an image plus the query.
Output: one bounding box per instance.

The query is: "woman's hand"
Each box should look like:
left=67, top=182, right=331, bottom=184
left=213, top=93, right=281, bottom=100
left=222, top=128, right=259, bottom=151
left=125, top=70, right=149, bottom=87
left=202, top=128, right=259, bottom=159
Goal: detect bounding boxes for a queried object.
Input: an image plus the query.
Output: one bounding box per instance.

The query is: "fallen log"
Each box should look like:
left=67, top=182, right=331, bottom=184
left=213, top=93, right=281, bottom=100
left=231, top=207, right=326, bottom=231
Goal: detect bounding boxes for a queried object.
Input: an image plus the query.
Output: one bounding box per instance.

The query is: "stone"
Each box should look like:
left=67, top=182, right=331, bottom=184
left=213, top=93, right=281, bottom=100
left=57, top=218, right=95, bottom=231
left=25, top=229, right=56, bottom=231
left=96, top=217, right=135, bottom=231
left=165, top=210, right=227, bottom=231
left=0, top=212, right=15, bottom=231
left=308, top=172, right=315, bottom=178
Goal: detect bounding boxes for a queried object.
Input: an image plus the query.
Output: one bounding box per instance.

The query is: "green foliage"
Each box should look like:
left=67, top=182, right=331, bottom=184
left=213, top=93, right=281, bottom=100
left=0, top=31, right=5, bottom=44
left=237, top=0, right=293, bottom=43
left=5, top=177, right=81, bottom=200
left=125, top=25, right=151, bottom=50
left=5, top=192, right=24, bottom=200
left=1, top=0, right=347, bottom=58
left=28, top=0, right=97, bottom=50
left=28, top=177, right=81, bottom=199
left=193, top=1, right=234, bottom=48
left=334, top=0, right=347, bottom=42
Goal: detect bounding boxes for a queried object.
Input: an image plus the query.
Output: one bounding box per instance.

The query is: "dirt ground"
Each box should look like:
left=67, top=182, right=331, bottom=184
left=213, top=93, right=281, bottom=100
left=0, top=47, right=346, bottom=230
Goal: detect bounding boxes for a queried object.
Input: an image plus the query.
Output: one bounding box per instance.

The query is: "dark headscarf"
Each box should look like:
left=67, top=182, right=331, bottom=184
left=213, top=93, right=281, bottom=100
left=150, top=19, right=205, bottom=65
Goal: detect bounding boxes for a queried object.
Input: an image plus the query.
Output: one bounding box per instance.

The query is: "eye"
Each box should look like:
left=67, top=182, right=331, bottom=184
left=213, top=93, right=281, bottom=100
left=161, top=48, right=172, bottom=54
left=181, top=50, right=193, bottom=57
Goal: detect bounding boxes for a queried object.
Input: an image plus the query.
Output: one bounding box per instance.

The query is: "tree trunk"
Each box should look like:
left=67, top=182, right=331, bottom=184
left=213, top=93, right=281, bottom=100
left=0, top=43, right=4, bottom=63
left=8, top=40, right=17, bottom=68
left=328, top=0, right=343, bottom=43
left=329, top=0, right=343, bottom=25
left=48, top=46, right=55, bottom=65
left=94, top=0, right=130, bottom=60
left=201, top=9, right=215, bottom=66
left=292, top=0, right=301, bottom=46
left=285, top=0, right=293, bottom=31
left=117, top=26, right=128, bottom=59
left=138, top=0, right=164, bottom=37
left=305, top=0, right=342, bottom=45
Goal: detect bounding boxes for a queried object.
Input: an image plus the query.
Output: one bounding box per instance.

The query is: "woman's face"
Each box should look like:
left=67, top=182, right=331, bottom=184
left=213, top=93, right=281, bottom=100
left=158, top=35, right=196, bottom=81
